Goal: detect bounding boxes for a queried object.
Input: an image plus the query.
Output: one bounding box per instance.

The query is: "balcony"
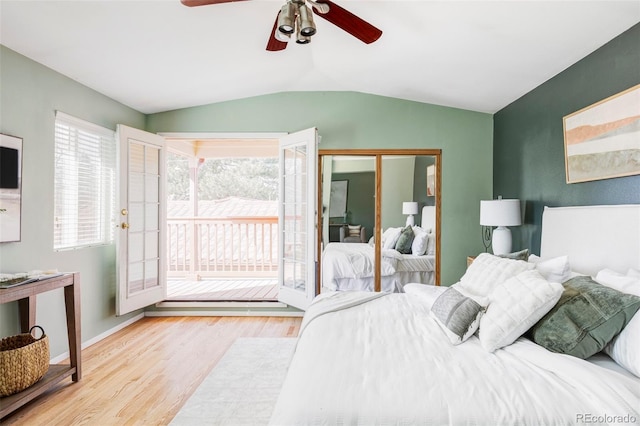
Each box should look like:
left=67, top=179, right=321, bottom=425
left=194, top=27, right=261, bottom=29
left=166, top=214, right=279, bottom=301
left=167, top=216, right=278, bottom=277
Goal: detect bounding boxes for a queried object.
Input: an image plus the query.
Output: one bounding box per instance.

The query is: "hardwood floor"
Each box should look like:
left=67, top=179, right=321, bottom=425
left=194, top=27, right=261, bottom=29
left=1, top=316, right=301, bottom=425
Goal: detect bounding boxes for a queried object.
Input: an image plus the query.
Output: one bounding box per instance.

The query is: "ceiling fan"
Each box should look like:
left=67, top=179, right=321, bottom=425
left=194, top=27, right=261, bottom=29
left=181, top=0, right=383, bottom=51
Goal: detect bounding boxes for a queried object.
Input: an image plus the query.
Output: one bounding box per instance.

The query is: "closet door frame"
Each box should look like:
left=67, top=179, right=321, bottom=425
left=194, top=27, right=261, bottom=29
left=317, top=149, right=442, bottom=293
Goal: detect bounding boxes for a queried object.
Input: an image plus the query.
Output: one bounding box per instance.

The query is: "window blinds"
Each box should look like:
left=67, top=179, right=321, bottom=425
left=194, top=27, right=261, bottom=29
left=54, top=112, right=116, bottom=250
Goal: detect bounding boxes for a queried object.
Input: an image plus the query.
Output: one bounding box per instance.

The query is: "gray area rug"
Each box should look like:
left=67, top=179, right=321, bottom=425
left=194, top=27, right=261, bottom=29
left=170, top=337, right=297, bottom=426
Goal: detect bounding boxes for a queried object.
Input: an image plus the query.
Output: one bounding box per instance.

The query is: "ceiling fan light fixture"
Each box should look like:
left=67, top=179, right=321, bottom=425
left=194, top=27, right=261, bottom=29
left=298, top=4, right=316, bottom=37
left=275, top=28, right=291, bottom=42
left=278, top=2, right=296, bottom=35
left=296, top=33, right=311, bottom=44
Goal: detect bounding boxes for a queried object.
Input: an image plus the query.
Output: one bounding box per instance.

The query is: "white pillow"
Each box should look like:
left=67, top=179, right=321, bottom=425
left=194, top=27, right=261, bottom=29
left=426, top=233, right=436, bottom=255
left=478, top=269, right=563, bottom=352
left=604, top=312, right=640, bottom=377
left=411, top=228, right=429, bottom=255
left=457, top=253, right=534, bottom=299
left=596, top=269, right=640, bottom=377
left=404, top=283, right=446, bottom=309
left=382, top=227, right=402, bottom=250
left=595, top=269, right=640, bottom=297
left=528, top=254, right=571, bottom=283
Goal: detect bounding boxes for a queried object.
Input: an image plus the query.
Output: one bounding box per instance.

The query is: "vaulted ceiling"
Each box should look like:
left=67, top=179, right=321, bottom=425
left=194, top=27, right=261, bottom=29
left=1, top=0, right=638, bottom=114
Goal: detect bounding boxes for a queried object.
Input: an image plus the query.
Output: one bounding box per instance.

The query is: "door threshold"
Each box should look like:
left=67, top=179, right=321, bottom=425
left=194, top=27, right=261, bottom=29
left=148, top=300, right=304, bottom=317
left=156, top=300, right=288, bottom=309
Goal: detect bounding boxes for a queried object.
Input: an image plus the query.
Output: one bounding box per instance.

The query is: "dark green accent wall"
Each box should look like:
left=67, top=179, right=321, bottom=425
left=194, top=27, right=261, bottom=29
left=332, top=172, right=375, bottom=239
left=494, top=24, right=640, bottom=255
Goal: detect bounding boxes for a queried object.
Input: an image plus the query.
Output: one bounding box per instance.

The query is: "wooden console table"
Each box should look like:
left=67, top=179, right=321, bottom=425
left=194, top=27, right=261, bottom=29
left=0, top=272, right=81, bottom=418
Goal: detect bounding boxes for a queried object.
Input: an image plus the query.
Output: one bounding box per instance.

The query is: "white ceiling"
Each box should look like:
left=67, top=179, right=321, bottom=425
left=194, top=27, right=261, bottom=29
left=1, top=0, right=638, bottom=114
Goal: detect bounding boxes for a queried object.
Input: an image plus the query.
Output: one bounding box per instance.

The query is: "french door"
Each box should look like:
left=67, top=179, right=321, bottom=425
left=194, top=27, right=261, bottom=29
left=278, top=128, right=318, bottom=310
left=116, top=125, right=167, bottom=315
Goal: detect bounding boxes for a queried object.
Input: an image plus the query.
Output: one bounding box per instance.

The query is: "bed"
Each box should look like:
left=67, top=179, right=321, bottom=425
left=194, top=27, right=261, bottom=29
left=321, top=206, right=437, bottom=292
left=271, top=204, right=640, bottom=425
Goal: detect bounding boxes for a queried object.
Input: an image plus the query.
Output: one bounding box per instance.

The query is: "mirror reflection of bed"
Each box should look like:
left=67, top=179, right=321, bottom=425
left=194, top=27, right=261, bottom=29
left=322, top=206, right=436, bottom=293
left=318, top=151, right=441, bottom=293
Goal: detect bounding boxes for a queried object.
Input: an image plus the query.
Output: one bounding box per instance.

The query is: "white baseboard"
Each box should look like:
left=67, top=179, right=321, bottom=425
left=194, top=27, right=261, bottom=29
left=49, top=313, right=144, bottom=364
left=145, top=310, right=304, bottom=318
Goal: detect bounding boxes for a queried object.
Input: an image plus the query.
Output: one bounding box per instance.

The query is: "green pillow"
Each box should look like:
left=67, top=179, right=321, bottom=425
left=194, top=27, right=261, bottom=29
left=530, top=276, right=640, bottom=359
left=394, top=226, right=415, bottom=254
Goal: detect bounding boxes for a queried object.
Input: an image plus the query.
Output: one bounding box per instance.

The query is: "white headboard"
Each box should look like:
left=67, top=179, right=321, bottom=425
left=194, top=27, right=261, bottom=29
left=421, top=205, right=436, bottom=232
left=540, top=204, right=640, bottom=277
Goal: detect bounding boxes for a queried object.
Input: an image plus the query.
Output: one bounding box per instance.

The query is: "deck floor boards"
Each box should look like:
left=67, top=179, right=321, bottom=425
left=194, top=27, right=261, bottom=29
left=166, top=278, right=278, bottom=301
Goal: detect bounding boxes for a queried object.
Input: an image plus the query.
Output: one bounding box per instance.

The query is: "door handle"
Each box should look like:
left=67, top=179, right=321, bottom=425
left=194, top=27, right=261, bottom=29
left=121, top=222, right=129, bottom=229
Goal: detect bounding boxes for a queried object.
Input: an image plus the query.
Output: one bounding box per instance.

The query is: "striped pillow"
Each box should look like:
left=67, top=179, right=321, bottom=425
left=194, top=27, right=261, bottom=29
left=348, top=225, right=361, bottom=237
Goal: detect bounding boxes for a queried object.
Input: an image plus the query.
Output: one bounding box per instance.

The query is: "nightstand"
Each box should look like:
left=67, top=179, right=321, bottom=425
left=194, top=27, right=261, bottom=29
left=466, top=256, right=476, bottom=268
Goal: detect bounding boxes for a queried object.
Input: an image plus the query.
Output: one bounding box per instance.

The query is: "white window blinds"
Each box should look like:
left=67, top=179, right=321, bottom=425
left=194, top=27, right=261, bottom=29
left=54, top=112, right=116, bottom=250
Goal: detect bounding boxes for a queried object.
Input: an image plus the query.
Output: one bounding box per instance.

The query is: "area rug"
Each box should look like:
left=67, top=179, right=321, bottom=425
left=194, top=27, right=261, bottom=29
left=170, top=337, right=297, bottom=426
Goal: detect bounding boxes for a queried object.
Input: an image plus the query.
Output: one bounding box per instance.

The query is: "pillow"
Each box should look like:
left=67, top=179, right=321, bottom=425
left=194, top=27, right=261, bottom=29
left=457, top=253, right=534, bottom=299
left=604, top=312, right=640, bottom=377
left=404, top=283, right=447, bottom=309
left=347, top=225, right=361, bottom=237
left=394, top=226, right=415, bottom=254
left=478, top=270, right=563, bottom=352
left=530, top=276, right=640, bottom=359
left=498, top=249, right=529, bottom=261
left=430, top=288, right=485, bottom=345
left=411, top=227, right=429, bottom=255
left=528, top=254, right=572, bottom=283
left=382, top=227, right=402, bottom=250
left=596, top=268, right=640, bottom=377
left=595, top=268, right=640, bottom=297
left=425, top=233, right=436, bottom=255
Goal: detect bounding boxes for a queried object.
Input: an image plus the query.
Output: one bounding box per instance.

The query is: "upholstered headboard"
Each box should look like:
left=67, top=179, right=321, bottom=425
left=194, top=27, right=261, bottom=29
left=540, top=204, right=640, bottom=277
left=421, top=205, right=436, bottom=233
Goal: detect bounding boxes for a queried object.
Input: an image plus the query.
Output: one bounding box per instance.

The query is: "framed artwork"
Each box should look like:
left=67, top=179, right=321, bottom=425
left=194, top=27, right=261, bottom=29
left=563, top=84, right=640, bottom=184
left=426, top=165, right=436, bottom=197
left=329, top=180, right=348, bottom=218
left=0, top=134, right=23, bottom=242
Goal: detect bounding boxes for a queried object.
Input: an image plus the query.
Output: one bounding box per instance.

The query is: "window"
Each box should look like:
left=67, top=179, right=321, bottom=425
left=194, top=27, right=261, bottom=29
left=54, top=112, right=116, bottom=250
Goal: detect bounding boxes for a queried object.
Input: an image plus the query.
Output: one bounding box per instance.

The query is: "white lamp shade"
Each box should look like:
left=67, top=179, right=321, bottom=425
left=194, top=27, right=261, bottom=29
left=480, top=199, right=522, bottom=227
left=402, top=202, right=419, bottom=215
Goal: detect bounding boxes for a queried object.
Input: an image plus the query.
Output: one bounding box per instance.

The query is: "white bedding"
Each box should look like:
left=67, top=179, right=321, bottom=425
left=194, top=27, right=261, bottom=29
left=321, top=242, right=435, bottom=292
left=270, top=293, right=640, bottom=425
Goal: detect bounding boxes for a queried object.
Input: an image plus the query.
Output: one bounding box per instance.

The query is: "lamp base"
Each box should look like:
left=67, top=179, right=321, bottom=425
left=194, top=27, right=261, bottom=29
left=492, top=226, right=512, bottom=256
left=406, top=215, right=415, bottom=227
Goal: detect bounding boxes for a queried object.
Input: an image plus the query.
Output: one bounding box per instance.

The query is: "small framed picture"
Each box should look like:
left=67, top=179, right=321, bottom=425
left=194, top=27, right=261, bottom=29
left=426, top=165, right=435, bottom=197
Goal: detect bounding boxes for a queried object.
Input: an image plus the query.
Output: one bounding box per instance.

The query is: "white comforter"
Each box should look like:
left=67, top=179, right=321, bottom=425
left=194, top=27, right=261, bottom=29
left=270, top=293, right=640, bottom=426
left=322, top=243, right=403, bottom=280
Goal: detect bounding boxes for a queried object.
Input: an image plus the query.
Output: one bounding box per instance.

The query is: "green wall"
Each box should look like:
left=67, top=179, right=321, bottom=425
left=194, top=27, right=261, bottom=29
left=0, top=46, right=146, bottom=357
left=332, top=172, right=375, bottom=238
left=494, top=24, right=640, bottom=255
left=148, top=93, right=494, bottom=285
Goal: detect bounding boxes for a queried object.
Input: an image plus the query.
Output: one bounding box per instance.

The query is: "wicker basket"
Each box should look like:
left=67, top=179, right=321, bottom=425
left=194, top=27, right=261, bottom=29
left=0, top=326, right=50, bottom=397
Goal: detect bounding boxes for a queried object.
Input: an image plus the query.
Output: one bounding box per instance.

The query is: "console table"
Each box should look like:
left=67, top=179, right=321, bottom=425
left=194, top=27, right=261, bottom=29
left=0, top=272, right=81, bottom=418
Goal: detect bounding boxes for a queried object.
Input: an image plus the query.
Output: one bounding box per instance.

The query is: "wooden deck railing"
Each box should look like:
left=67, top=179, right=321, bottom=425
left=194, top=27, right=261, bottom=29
left=167, top=216, right=278, bottom=278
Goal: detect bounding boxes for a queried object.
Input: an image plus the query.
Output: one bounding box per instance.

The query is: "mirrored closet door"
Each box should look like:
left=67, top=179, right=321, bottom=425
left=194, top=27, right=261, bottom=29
left=317, top=149, right=441, bottom=293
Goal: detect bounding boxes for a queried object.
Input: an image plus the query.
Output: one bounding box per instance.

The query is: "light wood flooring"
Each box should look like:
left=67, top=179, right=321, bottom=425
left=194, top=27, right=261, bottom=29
left=166, top=278, right=279, bottom=301
left=1, top=316, right=301, bottom=425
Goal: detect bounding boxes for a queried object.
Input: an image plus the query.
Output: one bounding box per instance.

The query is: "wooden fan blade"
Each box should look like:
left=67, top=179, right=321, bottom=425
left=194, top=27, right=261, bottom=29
left=266, top=12, right=288, bottom=52
left=181, top=0, right=249, bottom=7
left=312, top=0, right=382, bottom=44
